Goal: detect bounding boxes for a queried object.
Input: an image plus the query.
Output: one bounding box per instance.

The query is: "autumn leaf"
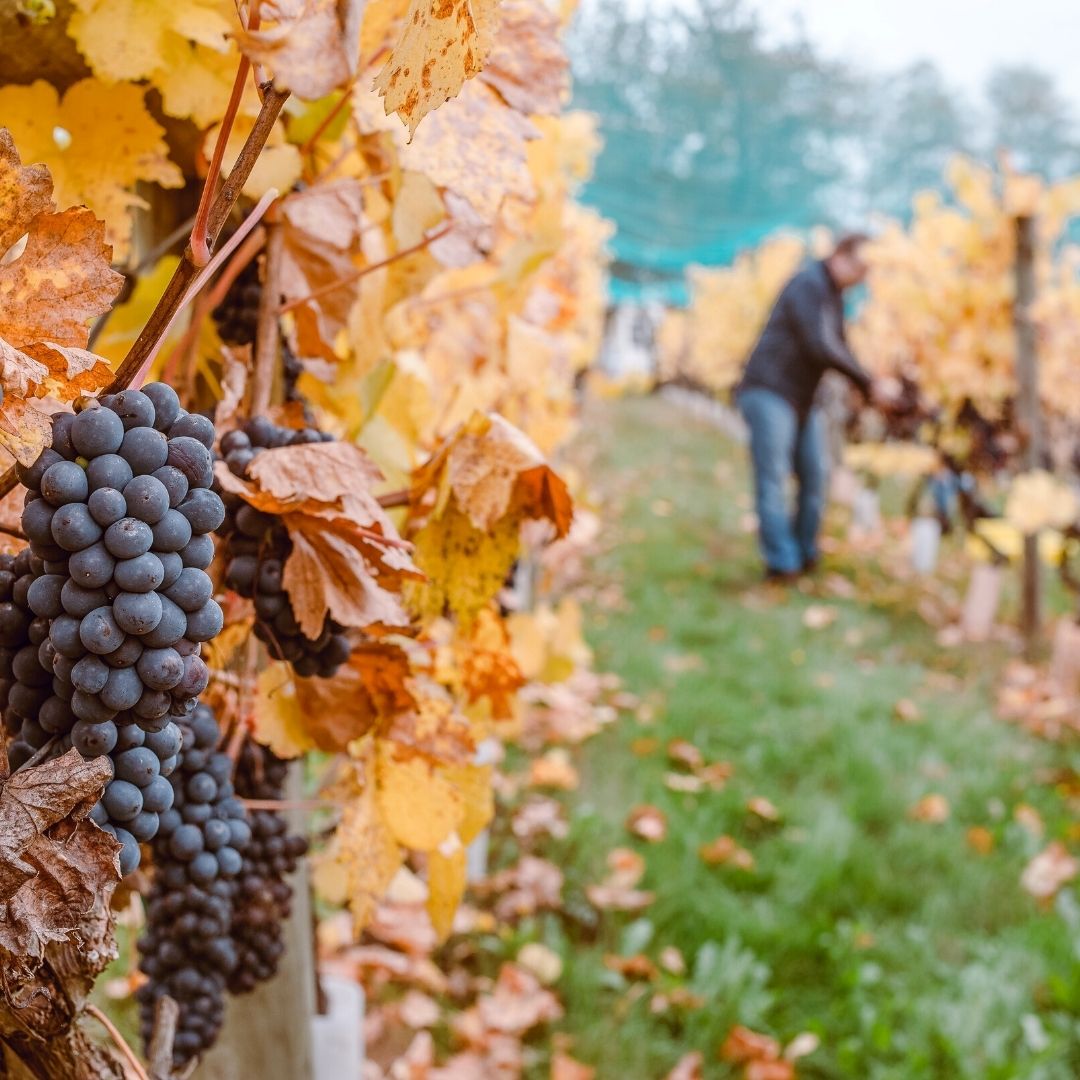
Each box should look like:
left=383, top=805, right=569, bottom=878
left=236, top=0, right=362, bottom=100
left=314, top=750, right=403, bottom=930
left=374, top=0, right=502, bottom=137
left=0, top=130, right=121, bottom=467
left=377, top=744, right=464, bottom=851
left=279, top=180, right=367, bottom=360
left=721, top=1026, right=783, bottom=1066
left=626, top=804, right=667, bottom=843
left=399, top=80, right=539, bottom=219
left=456, top=605, right=525, bottom=718
left=0, top=80, right=182, bottom=258
left=699, top=835, right=755, bottom=871
left=479, top=0, right=569, bottom=116
left=0, top=750, right=119, bottom=958
left=215, top=442, right=420, bottom=638
left=908, top=794, right=950, bottom=823
left=1021, top=841, right=1079, bottom=902
left=426, top=834, right=466, bottom=940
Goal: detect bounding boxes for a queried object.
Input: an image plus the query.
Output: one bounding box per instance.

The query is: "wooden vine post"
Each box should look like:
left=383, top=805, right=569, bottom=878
left=1015, top=213, right=1043, bottom=658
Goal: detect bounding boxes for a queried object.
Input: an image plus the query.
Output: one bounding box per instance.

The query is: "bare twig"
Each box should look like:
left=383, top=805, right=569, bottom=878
left=241, top=798, right=331, bottom=812
left=191, top=50, right=253, bottom=267
left=147, top=996, right=179, bottom=1080
left=377, top=489, right=410, bottom=509
left=277, top=225, right=452, bottom=315
left=252, top=220, right=285, bottom=416
left=85, top=1004, right=151, bottom=1080
left=0, top=522, right=27, bottom=541
left=107, top=84, right=290, bottom=398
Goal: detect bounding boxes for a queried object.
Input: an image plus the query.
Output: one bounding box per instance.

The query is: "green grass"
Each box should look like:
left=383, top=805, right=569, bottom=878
left=528, top=396, right=1080, bottom=1079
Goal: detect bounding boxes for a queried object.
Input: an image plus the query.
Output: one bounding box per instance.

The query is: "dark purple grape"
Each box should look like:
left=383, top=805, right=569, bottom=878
left=27, top=574, right=65, bottom=619
left=142, top=774, right=176, bottom=813
left=101, top=666, right=144, bottom=711
left=143, top=596, right=186, bottom=648
left=71, top=655, right=110, bottom=694
left=124, top=474, right=170, bottom=524
left=51, top=502, right=102, bottom=552
left=110, top=389, right=156, bottom=431
left=87, top=454, right=134, bottom=492
left=168, top=414, right=215, bottom=450
left=167, top=437, right=214, bottom=489
left=143, top=383, right=181, bottom=432
left=114, top=552, right=165, bottom=593
left=178, top=489, right=225, bottom=535
left=69, top=542, right=116, bottom=589
left=71, top=718, right=118, bottom=756
left=105, top=517, right=154, bottom=559
left=137, top=647, right=184, bottom=691
left=159, top=552, right=184, bottom=589
left=49, top=614, right=86, bottom=658
left=87, top=487, right=127, bottom=529
left=152, top=509, right=192, bottom=553
left=21, top=498, right=56, bottom=545
left=104, top=635, right=143, bottom=669
left=17, top=448, right=63, bottom=490
left=72, top=407, right=125, bottom=457
left=121, top=427, right=169, bottom=475
left=164, top=568, right=213, bottom=613
left=115, top=747, right=161, bottom=786
left=60, top=580, right=109, bottom=619
left=153, top=466, right=189, bottom=508
left=184, top=600, right=222, bottom=643
left=41, top=461, right=88, bottom=507
left=128, top=811, right=160, bottom=843
left=80, top=606, right=124, bottom=655
left=113, top=590, right=163, bottom=635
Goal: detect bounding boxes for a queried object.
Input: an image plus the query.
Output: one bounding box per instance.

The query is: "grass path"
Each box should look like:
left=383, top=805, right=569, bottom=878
left=547, top=397, right=1080, bottom=1079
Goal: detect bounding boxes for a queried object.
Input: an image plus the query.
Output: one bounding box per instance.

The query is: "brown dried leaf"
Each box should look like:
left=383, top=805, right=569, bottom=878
left=479, top=0, right=568, bottom=115
left=0, top=750, right=118, bottom=958
left=0, top=132, right=122, bottom=351
left=720, top=1026, right=782, bottom=1065
left=474, top=962, right=563, bottom=1034
left=373, top=0, right=501, bottom=137
left=626, top=804, right=667, bottom=843
left=399, top=80, right=538, bottom=220
left=0, top=128, right=52, bottom=255
left=236, top=0, right=362, bottom=100
left=665, top=1052, right=705, bottom=1080
left=279, top=180, right=366, bottom=360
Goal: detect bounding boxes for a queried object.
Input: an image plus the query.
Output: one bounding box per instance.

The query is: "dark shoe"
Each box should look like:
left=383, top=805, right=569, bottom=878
left=765, top=568, right=800, bottom=585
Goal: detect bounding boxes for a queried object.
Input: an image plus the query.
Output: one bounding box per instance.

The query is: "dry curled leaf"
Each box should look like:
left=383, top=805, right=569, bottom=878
left=0, top=750, right=118, bottom=958
left=626, top=804, right=667, bottom=843
left=237, top=0, right=362, bottom=100
left=374, top=0, right=501, bottom=136
left=699, top=835, right=755, bottom=871
left=1021, top=841, right=1079, bottom=902
left=479, top=0, right=568, bottom=115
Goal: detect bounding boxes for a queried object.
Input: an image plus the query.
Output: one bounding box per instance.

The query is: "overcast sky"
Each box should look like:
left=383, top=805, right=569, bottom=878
left=763, top=1, right=1080, bottom=103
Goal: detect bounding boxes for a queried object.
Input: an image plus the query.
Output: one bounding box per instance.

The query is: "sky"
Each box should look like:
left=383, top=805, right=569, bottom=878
left=763, top=0, right=1080, bottom=104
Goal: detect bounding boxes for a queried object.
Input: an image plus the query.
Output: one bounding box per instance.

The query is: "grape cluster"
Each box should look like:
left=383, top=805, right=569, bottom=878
left=228, top=740, right=307, bottom=993
left=217, top=418, right=349, bottom=679
left=16, top=383, right=225, bottom=873
left=212, top=257, right=261, bottom=347
left=0, top=548, right=56, bottom=768
left=137, top=704, right=251, bottom=1068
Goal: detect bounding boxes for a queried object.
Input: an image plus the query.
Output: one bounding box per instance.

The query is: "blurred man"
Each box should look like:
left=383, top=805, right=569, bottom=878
left=736, top=234, right=878, bottom=581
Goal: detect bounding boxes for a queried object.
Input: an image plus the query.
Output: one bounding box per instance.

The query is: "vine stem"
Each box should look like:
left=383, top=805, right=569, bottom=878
left=190, top=50, right=252, bottom=267
left=147, top=995, right=179, bottom=1080
left=251, top=219, right=284, bottom=416
left=85, top=1005, right=150, bottom=1080
left=0, top=85, right=291, bottom=505
left=14, top=735, right=58, bottom=773
left=241, top=798, right=332, bottom=811
left=277, top=225, right=451, bottom=315
left=377, top=489, right=410, bottom=509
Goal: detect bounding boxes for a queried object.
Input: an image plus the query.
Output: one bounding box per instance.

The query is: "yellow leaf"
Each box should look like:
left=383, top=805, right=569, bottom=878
left=253, top=662, right=317, bottom=759
left=373, top=0, right=501, bottom=137
left=442, top=762, right=493, bottom=844
left=93, top=256, right=184, bottom=367
left=0, top=79, right=182, bottom=259
left=426, top=834, right=466, bottom=940
left=376, top=746, right=463, bottom=851
left=407, top=503, right=520, bottom=625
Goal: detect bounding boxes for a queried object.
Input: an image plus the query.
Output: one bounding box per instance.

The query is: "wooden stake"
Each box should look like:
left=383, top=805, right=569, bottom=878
left=1015, top=214, right=1043, bottom=658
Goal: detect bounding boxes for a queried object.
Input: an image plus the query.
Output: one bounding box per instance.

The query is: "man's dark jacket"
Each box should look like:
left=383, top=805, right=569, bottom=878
left=738, top=260, right=871, bottom=417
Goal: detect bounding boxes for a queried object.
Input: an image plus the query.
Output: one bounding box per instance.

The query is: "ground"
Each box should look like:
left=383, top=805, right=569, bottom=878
left=538, top=396, right=1080, bottom=1079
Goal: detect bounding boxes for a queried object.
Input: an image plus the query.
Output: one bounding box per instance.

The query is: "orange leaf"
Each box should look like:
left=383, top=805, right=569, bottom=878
left=720, top=1026, right=782, bottom=1065
left=626, top=804, right=667, bottom=843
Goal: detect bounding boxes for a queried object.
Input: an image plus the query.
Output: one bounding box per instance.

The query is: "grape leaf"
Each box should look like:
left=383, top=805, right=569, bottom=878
left=236, top=0, right=363, bottom=100
left=373, top=0, right=502, bottom=137
left=426, top=837, right=466, bottom=940
left=0, top=80, right=182, bottom=259
left=479, top=0, right=568, bottom=116
left=377, top=745, right=464, bottom=851
left=0, top=750, right=118, bottom=959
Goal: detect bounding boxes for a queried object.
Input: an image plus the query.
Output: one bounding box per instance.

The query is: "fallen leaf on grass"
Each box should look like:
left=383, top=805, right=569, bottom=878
left=784, top=1032, right=821, bottom=1061
left=893, top=698, right=922, bottom=723
left=1014, top=804, right=1044, bottom=837
left=648, top=625, right=668, bottom=642
left=517, top=942, right=562, bottom=985
left=511, top=797, right=568, bottom=842
left=699, top=835, right=755, bottom=870
left=630, top=737, right=659, bottom=756
left=966, top=826, right=995, bottom=855
left=667, top=738, right=705, bottom=771
left=603, top=953, right=657, bottom=981
left=909, top=794, right=950, bottom=823
left=663, top=652, right=705, bottom=674
left=626, top=805, right=667, bottom=843
left=551, top=1051, right=596, bottom=1080
left=399, top=988, right=441, bottom=1029
left=747, top=796, right=780, bottom=822
left=651, top=988, right=706, bottom=1014
left=720, top=1026, right=781, bottom=1065
left=665, top=1052, right=704, bottom=1080
left=1021, top=842, right=1079, bottom=902
left=665, top=773, right=706, bottom=794
left=802, top=604, right=838, bottom=630
left=528, top=748, right=579, bottom=790
left=659, top=946, right=686, bottom=975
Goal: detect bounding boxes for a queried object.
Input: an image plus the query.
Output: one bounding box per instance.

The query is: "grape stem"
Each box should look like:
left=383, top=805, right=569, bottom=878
left=276, top=224, right=453, bottom=315
left=147, top=995, right=179, bottom=1080
left=241, top=797, right=329, bottom=811
left=84, top=1005, right=150, bottom=1080
left=0, top=84, right=290, bottom=504
left=13, top=735, right=58, bottom=774
left=377, top=489, right=410, bottom=509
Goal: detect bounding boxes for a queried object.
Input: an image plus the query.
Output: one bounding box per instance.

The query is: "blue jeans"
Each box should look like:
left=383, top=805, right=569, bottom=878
left=738, top=387, right=828, bottom=574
